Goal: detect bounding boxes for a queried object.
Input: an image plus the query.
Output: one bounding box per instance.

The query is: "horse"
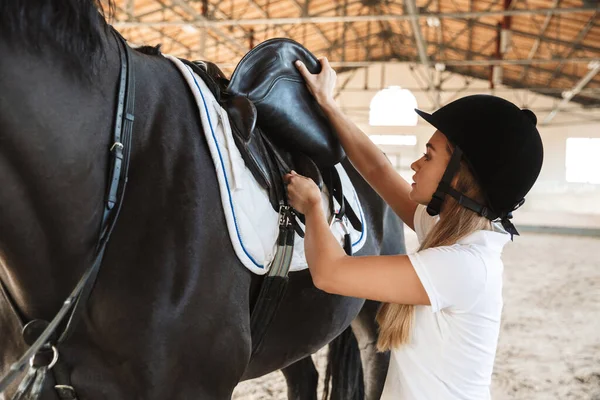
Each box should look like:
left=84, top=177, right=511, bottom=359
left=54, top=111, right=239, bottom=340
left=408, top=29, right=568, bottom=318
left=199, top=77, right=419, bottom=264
left=0, top=1, right=405, bottom=399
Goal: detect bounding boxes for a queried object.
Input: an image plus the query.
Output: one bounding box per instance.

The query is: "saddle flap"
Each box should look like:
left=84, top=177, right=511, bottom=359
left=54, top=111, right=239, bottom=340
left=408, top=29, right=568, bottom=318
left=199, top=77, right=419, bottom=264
left=292, top=153, right=323, bottom=190
left=228, top=38, right=345, bottom=168
left=226, top=96, right=257, bottom=142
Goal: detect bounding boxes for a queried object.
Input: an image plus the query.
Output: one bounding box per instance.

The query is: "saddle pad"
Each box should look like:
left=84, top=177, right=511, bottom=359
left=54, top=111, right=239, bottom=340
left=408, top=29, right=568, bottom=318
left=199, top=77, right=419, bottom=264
left=166, top=55, right=367, bottom=275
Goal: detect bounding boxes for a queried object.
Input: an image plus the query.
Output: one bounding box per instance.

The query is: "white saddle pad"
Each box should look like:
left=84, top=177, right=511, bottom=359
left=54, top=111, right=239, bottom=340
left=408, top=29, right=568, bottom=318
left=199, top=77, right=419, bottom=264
left=166, top=55, right=367, bottom=275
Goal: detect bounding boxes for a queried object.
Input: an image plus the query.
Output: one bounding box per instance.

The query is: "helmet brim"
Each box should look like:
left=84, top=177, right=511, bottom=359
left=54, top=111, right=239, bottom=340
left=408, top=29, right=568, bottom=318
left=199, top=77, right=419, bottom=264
left=415, top=108, right=440, bottom=131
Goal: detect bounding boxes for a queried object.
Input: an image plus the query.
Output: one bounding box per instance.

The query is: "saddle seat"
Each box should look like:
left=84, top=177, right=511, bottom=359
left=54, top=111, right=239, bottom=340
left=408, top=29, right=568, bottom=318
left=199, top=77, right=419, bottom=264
left=227, top=38, right=345, bottom=167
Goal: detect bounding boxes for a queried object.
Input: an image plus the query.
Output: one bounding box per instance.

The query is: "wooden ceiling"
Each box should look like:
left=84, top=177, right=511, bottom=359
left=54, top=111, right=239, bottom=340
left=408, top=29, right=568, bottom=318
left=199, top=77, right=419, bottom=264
left=109, top=0, right=600, bottom=107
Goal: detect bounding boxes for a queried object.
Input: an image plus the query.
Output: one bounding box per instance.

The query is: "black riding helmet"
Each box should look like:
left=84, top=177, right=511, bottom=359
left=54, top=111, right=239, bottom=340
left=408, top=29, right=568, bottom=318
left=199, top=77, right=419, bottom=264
left=415, top=94, right=544, bottom=238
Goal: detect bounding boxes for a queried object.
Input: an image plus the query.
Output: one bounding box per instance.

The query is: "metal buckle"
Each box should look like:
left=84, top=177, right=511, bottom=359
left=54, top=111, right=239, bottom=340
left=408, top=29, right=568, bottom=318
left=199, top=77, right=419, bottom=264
left=110, top=142, right=124, bottom=152
left=29, top=345, right=59, bottom=370
left=330, top=216, right=350, bottom=235
left=55, top=384, right=77, bottom=399
left=278, top=205, right=293, bottom=228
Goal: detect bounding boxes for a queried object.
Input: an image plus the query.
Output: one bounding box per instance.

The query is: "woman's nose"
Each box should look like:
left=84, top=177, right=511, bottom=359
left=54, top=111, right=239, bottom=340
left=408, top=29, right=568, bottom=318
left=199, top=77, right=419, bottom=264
left=411, top=159, right=419, bottom=172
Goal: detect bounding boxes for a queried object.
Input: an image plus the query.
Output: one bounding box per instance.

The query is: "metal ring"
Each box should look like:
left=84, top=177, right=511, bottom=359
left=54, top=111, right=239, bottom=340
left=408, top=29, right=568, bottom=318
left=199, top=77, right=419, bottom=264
left=29, top=345, right=59, bottom=370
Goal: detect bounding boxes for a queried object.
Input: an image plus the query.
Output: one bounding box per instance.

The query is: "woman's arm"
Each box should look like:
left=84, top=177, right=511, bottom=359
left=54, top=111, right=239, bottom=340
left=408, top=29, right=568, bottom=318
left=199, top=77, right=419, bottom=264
left=286, top=171, right=428, bottom=304
left=303, top=203, right=429, bottom=304
left=321, top=101, right=418, bottom=230
left=295, top=59, right=418, bottom=229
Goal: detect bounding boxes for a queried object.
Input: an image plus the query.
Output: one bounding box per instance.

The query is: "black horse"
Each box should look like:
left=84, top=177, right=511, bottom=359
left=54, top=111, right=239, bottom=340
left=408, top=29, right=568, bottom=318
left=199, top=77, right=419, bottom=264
left=0, top=1, right=405, bottom=399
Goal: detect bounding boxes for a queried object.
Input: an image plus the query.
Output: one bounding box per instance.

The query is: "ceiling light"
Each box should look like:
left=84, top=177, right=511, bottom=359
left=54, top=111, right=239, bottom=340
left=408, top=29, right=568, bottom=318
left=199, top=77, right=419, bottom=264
left=426, top=17, right=441, bottom=27
left=183, top=25, right=199, bottom=34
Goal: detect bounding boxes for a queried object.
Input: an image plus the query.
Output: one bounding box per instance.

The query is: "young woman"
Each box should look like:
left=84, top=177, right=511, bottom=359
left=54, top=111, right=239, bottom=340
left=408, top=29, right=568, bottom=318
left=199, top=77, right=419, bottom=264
left=285, top=58, right=544, bottom=399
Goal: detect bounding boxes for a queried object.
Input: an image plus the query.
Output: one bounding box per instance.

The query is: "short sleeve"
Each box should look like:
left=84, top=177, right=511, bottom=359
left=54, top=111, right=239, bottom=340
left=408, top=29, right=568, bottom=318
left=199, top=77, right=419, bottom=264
left=413, top=204, right=439, bottom=242
left=408, top=245, right=487, bottom=313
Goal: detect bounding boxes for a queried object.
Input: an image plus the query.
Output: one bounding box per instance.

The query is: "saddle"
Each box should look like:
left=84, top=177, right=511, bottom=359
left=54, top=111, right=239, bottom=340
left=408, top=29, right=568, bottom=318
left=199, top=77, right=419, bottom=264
left=180, top=39, right=364, bottom=355
left=182, top=38, right=361, bottom=234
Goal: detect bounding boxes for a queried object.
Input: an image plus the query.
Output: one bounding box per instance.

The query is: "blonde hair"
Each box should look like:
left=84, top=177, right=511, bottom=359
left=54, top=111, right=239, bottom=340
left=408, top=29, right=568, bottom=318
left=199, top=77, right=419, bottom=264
left=376, top=152, right=492, bottom=352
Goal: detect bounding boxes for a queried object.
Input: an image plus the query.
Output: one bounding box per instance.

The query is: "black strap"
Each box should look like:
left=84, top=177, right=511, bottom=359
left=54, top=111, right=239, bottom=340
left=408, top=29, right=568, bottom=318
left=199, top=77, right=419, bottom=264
left=52, top=361, right=78, bottom=400
left=250, top=206, right=295, bottom=355
left=328, top=167, right=345, bottom=220
left=0, top=29, right=135, bottom=395
left=60, top=30, right=135, bottom=345
left=258, top=132, right=312, bottom=238
left=425, top=146, right=521, bottom=239
left=438, top=181, right=520, bottom=239
left=426, top=147, right=463, bottom=217
left=322, top=167, right=362, bottom=233
left=435, top=181, right=498, bottom=220
left=330, top=167, right=362, bottom=232
left=343, top=196, right=362, bottom=233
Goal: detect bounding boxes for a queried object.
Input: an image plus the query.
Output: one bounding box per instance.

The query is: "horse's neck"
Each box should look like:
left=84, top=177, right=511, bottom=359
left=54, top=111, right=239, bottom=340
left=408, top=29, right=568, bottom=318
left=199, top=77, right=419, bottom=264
left=0, top=32, right=122, bottom=320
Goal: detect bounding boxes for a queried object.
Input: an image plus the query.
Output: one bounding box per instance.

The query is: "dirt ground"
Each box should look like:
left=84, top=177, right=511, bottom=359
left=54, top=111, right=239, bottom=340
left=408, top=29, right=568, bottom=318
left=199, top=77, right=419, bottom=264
left=232, top=232, right=600, bottom=400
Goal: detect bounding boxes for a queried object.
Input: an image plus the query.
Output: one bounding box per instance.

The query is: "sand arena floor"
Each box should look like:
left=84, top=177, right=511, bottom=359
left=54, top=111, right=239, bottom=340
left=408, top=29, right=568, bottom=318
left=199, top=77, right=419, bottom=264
left=233, top=231, right=600, bottom=400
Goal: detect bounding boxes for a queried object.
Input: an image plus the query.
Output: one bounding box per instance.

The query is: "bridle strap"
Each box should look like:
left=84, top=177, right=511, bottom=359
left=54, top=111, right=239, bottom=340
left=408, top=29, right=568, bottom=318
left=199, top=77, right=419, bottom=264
left=59, top=29, right=135, bottom=345
left=0, top=28, right=135, bottom=394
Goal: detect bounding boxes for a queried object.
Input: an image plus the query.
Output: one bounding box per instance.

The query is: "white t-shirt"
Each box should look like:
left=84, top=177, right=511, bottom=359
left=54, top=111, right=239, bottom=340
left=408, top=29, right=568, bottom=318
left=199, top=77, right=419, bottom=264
left=380, top=205, right=510, bottom=400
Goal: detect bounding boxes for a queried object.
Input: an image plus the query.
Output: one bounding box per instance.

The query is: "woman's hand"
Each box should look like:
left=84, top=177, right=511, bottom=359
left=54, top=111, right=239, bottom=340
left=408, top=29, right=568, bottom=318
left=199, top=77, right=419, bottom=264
left=295, top=57, right=337, bottom=107
left=284, top=171, right=322, bottom=216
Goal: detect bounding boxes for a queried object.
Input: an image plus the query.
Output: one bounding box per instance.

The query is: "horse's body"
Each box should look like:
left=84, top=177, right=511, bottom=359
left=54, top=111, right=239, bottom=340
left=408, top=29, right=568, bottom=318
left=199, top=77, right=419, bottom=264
left=0, top=3, right=404, bottom=399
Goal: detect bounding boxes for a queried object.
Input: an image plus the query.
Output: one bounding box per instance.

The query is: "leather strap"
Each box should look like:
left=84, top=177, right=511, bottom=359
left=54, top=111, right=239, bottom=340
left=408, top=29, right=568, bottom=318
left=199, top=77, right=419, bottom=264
left=59, top=29, right=135, bottom=345
left=324, top=167, right=362, bottom=233
left=0, top=28, right=135, bottom=397
left=249, top=206, right=295, bottom=354
left=426, top=146, right=463, bottom=217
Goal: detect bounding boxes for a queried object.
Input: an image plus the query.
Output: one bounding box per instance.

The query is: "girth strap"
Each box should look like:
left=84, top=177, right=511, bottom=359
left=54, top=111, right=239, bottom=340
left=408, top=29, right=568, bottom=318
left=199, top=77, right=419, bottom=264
left=324, top=166, right=362, bottom=233
left=0, top=29, right=135, bottom=399
left=250, top=205, right=296, bottom=355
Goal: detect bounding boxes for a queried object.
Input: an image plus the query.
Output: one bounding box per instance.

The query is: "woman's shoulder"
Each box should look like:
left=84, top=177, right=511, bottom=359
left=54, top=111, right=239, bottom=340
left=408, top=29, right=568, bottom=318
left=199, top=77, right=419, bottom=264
left=457, top=229, right=511, bottom=255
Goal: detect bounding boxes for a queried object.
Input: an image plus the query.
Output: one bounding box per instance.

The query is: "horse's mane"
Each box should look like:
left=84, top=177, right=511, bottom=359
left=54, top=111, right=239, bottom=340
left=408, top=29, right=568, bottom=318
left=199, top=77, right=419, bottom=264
left=0, top=0, right=115, bottom=72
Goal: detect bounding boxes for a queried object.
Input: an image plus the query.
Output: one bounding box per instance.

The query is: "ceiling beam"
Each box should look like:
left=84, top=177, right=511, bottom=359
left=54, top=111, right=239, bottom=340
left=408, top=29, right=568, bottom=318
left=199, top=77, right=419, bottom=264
left=286, top=0, right=335, bottom=48
left=339, top=106, right=600, bottom=114
left=542, top=61, right=600, bottom=124
left=317, top=57, right=598, bottom=67
left=405, top=0, right=438, bottom=106
left=336, top=87, right=600, bottom=94
left=168, top=0, right=248, bottom=56
left=461, top=18, right=600, bottom=54
left=115, top=2, right=195, bottom=56
left=113, top=7, right=599, bottom=28
left=518, top=0, right=561, bottom=81
left=544, top=13, right=597, bottom=86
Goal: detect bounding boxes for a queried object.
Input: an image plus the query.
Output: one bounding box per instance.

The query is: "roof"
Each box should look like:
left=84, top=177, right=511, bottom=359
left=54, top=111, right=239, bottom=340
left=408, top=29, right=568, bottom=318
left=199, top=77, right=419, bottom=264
left=111, top=0, right=600, bottom=110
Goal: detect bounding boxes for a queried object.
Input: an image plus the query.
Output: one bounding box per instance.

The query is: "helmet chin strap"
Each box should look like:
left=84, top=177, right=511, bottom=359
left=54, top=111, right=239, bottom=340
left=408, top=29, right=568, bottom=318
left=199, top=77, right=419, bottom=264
left=425, top=146, right=521, bottom=239
left=426, top=146, right=465, bottom=217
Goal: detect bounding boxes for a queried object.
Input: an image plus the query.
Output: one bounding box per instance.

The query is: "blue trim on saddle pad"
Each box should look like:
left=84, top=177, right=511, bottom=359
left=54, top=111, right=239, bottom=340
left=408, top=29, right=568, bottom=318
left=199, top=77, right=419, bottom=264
left=188, top=65, right=264, bottom=269
left=187, top=64, right=366, bottom=268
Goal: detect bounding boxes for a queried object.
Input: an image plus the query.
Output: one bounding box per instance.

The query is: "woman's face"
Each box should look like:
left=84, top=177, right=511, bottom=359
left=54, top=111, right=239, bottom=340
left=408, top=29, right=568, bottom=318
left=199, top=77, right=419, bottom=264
left=409, top=130, right=452, bottom=205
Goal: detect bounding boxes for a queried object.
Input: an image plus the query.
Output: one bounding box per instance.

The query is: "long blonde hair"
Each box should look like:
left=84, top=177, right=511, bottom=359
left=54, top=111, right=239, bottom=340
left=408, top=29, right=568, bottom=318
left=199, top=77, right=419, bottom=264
left=376, top=151, right=491, bottom=352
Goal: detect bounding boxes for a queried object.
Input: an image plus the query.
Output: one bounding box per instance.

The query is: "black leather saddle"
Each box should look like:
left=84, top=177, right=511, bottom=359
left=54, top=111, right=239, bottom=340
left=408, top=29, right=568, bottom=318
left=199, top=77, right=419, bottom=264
left=227, top=38, right=345, bottom=167
left=182, top=38, right=361, bottom=235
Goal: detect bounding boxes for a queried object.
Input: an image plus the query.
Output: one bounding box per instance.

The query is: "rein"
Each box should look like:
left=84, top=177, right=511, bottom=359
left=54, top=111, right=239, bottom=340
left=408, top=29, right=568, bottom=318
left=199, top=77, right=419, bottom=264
left=0, top=28, right=135, bottom=399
